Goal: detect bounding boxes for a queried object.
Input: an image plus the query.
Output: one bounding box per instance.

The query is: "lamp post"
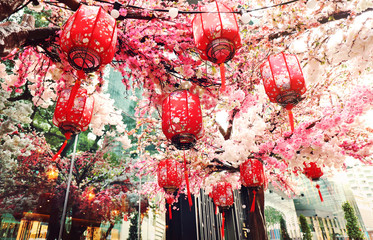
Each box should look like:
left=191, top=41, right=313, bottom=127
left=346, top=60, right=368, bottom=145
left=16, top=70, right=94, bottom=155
left=58, top=134, right=79, bottom=240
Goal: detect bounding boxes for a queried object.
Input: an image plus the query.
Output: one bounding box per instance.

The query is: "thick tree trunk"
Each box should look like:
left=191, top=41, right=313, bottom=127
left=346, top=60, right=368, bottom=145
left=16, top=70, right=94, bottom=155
left=248, top=187, right=267, bottom=240
left=67, top=205, right=87, bottom=240
left=46, top=196, right=63, bottom=240
left=0, top=14, right=35, bottom=57
left=0, top=0, right=27, bottom=21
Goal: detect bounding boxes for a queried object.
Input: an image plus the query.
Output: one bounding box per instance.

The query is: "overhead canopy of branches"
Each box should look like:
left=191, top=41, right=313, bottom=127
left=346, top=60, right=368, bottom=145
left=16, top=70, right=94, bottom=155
left=1, top=0, right=372, bottom=199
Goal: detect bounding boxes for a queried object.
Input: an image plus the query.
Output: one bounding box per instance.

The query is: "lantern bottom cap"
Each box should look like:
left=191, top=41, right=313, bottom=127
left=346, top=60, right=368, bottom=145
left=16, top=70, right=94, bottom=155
left=163, top=186, right=179, bottom=193
left=206, top=38, right=235, bottom=64
left=171, top=133, right=196, bottom=150
left=59, top=123, right=83, bottom=135
left=68, top=47, right=102, bottom=73
left=276, top=91, right=302, bottom=107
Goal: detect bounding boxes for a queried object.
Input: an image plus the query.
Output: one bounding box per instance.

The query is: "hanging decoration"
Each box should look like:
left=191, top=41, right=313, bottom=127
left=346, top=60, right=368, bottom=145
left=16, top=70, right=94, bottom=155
left=260, top=52, right=306, bottom=132
left=162, top=90, right=203, bottom=150
left=192, top=2, right=242, bottom=91
left=303, top=162, right=324, bottom=202
left=157, top=159, right=183, bottom=219
left=162, top=90, right=203, bottom=208
left=60, top=4, right=118, bottom=74
left=211, top=182, right=234, bottom=239
left=240, top=158, right=265, bottom=212
left=51, top=87, right=94, bottom=161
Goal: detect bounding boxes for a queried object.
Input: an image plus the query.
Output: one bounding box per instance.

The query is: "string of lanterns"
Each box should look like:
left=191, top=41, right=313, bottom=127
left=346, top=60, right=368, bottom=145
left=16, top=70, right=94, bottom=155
left=51, top=4, right=117, bottom=160
left=162, top=90, right=203, bottom=208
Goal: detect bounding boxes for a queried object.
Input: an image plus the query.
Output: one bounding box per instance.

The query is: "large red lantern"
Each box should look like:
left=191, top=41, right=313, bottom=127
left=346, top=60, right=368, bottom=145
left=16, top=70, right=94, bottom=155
left=192, top=2, right=242, bottom=91
left=260, top=52, right=306, bottom=132
left=60, top=5, right=117, bottom=73
left=162, top=90, right=203, bottom=150
left=51, top=87, right=94, bottom=161
left=303, top=162, right=324, bottom=202
left=240, top=159, right=265, bottom=212
left=211, top=182, right=234, bottom=239
left=157, top=159, right=183, bottom=219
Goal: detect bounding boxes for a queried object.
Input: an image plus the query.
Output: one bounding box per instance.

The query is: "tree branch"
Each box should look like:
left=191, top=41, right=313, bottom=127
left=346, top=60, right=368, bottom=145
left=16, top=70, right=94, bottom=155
left=217, top=108, right=239, bottom=140
left=268, top=8, right=373, bottom=41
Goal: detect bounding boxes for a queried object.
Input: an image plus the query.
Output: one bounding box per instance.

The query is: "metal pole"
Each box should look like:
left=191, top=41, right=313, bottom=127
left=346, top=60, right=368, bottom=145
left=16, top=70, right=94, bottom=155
left=138, top=176, right=141, bottom=240
left=58, top=134, right=79, bottom=240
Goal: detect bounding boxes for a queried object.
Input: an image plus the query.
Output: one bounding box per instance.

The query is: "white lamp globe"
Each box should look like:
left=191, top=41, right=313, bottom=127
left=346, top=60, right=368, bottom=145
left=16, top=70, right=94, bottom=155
left=169, top=8, right=179, bottom=19
left=111, top=9, right=120, bottom=19
left=241, top=12, right=251, bottom=24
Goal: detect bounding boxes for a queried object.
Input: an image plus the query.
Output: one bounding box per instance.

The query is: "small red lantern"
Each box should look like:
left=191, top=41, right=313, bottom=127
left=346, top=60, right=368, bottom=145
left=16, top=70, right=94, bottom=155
left=211, top=182, right=234, bottom=209
left=260, top=52, right=306, bottom=132
left=240, top=159, right=265, bottom=212
left=192, top=2, right=241, bottom=91
left=51, top=87, right=94, bottom=161
left=60, top=5, right=118, bottom=73
left=303, top=162, right=324, bottom=202
left=158, top=159, right=183, bottom=219
left=211, top=182, right=234, bottom=239
left=162, top=90, right=203, bottom=150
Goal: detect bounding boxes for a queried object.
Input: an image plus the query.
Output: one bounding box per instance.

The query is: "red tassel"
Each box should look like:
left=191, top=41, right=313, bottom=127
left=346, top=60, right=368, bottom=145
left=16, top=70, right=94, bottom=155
left=184, top=151, right=192, bottom=208
left=220, top=63, right=226, bottom=92
left=66, top=80, right=82, bottom=113
left=221, top=211, right=225, bottom=239
left=166, top=197, right=173, bottom=220
left=286, top=104, right=295, bottom=132
left=316, top=184, right=324, bottom=202
left=250, top=190, right=256, bottom=212
left=168, top=203, right=172, bottom=220
left=215, top=205, right=218, bottom=215
left=51, top=132, right=72, bottom=161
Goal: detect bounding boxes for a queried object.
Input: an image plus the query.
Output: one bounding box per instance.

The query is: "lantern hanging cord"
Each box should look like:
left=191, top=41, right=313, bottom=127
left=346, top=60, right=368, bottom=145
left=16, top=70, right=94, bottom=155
left=59, top=0, right=301, bottom=16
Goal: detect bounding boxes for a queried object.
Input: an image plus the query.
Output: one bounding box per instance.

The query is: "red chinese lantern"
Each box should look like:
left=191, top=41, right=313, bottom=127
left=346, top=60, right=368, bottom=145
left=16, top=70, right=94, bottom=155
left=162, top=90, right=203, bottom=150
left=211, top=182, right=234, bottom=239
left=157, top=159, right=183, bottom=219
left=60, top=4, right=117, bottom=73
left=240, top=159, right=265, bottom=212
left=211, top=182, right=234, bottom=209
left=303, top=162, right=324, bottom=202
left=260, top=52, right=306, bottom=132
left=192, top=2, right=242, bottom=91
left=51, top=87, right=94, bottom=161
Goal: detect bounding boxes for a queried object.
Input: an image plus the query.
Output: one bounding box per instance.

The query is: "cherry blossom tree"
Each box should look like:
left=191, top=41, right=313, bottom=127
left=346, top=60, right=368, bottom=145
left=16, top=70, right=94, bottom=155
left=1, top=0, right=373, bottom=237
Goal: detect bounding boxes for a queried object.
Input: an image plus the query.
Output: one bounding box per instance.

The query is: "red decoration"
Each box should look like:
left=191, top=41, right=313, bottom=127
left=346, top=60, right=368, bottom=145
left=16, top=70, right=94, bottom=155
left=303, top=162, right=324, bottom=202
left=210, top=182, right=234, bottom=239
left=260, top=52, right=306, bottom=132
left=158, top=159, right=183, bottom=192
left=240, top=159, right=265, bottom=212
left=211, top=182, right=234, bottom=209
left=192, top=2, right=242, bottom=91
left=303, top=162, right=323, bottom=181
left=60, top=5, right=118, bottom=73
left=162, top=90, right=203, bottom=150
left=51, top=87, right=94, bottom=161
left=157, top=159, right=183, bottom=219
